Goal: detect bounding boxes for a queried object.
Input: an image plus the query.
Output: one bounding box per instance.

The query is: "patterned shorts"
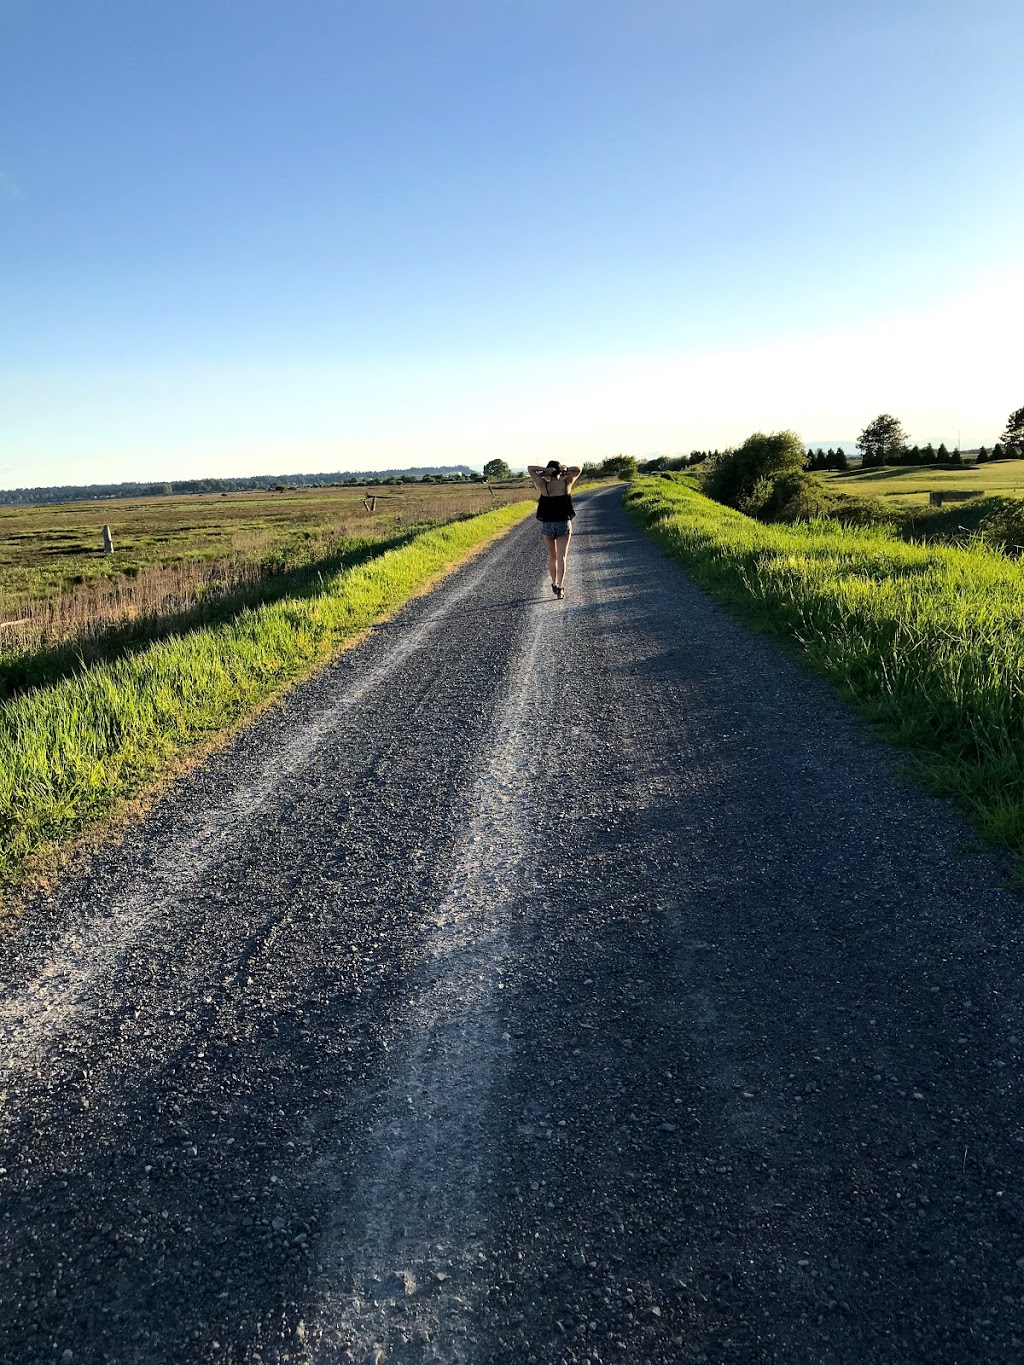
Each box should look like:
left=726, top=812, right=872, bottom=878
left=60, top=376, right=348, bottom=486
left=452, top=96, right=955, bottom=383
left=539, top=520, right=572, bottom=539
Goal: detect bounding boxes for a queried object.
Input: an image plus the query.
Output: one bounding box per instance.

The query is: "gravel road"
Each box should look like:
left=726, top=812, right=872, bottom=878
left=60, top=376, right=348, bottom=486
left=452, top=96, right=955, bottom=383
left=2, top=487, right=1023, bottom=1364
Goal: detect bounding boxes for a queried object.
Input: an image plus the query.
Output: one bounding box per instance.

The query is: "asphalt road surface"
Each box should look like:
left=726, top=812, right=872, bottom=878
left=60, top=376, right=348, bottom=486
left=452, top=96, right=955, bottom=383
left=2, top=487, right=1023, bottom=1365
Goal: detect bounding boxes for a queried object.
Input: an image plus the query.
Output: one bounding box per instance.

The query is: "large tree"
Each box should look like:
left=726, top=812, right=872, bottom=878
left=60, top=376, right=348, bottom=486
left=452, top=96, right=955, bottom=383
left=857, top=414, right=908, bottom=467
left=1001, top=405, right=1024, bottom=452
left=482, top=458, right=512, bottom=480
left=600, top=454, right=638, bottom=479
left=698, top=429, right=807, bottom=510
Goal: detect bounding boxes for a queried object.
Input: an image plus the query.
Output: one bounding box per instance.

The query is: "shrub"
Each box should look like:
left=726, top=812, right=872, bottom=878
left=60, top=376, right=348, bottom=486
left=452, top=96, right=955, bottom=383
left=978, top=497, right=1024, bottom=554
left=697, top=430, right=807, bottom=510
left=600, top=454, right=639, bottom=480
left=758, top=470, right=837, bottom=522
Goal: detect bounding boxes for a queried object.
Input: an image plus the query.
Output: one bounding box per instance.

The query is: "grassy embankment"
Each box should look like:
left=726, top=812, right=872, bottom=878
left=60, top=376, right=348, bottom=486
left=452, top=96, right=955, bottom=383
left=0, top=497, right=533, bottom=891
left=625, top=475, right=1024, bottom=856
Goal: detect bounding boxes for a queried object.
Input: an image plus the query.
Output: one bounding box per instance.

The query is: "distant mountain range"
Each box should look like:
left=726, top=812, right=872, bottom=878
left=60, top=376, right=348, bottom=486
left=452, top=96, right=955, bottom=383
left=0, top=467, right=479, bottom=506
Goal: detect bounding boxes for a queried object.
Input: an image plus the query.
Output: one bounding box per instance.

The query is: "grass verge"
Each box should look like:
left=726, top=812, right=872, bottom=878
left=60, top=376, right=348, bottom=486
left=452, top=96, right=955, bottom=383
left=0, top=500, right=533, bottom=892
left=624, top=477, right=1024, bottom=857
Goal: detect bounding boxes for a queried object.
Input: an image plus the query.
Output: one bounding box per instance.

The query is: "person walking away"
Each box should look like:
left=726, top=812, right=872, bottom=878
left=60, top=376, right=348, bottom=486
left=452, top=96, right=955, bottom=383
left=527, top=460, right=583, bottom=598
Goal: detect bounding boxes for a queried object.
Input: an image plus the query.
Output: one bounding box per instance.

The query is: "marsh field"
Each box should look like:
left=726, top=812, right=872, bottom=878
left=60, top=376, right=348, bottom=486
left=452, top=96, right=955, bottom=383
left=0, top=479, right=539, bottom=689
left=0, top=481, right=538, bottom=885
left=0, top=479, right=534, bottom=612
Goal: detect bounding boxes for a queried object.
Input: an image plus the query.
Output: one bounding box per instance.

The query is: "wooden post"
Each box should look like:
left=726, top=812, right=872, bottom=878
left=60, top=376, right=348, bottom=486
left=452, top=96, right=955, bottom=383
left=929, top=491, right=944, bottom=507
left=101, top=524, right=114, bottom=553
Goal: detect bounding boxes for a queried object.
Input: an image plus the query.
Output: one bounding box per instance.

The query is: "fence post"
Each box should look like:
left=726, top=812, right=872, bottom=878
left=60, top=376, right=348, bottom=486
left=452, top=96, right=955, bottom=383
left=101, top=524, right=115, bottom=553
left=928, top=491, right=944, bottom=507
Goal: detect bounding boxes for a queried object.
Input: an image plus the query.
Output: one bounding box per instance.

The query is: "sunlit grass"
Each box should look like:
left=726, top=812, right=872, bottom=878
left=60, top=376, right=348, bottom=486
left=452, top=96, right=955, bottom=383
left=625, top=476, right=1024, bottom=856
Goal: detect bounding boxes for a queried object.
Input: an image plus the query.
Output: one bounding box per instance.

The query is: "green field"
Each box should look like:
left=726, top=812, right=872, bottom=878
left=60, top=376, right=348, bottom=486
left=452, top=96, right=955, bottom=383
left=625, top=475, right=1024, bottom=860
left=825, top=460, right=1024, bottom=506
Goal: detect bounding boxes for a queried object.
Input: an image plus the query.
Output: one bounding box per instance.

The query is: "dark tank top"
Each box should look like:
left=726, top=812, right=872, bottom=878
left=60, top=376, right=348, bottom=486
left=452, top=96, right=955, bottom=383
left=536, top=489, right=576, bottom=522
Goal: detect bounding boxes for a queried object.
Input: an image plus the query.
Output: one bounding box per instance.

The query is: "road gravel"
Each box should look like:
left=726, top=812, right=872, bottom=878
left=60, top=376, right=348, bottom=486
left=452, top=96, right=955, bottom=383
left=1, top=487, right=1023, bottom=1364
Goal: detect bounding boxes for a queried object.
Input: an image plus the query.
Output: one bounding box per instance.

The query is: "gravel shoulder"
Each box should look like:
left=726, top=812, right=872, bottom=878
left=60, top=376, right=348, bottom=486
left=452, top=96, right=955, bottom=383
left=0, top=488, right=1022, bottom=1364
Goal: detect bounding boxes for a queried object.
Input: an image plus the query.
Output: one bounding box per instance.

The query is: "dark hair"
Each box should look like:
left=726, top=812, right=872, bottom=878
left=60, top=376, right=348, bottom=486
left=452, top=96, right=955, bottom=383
left=545, top=459, right=568, bottom=478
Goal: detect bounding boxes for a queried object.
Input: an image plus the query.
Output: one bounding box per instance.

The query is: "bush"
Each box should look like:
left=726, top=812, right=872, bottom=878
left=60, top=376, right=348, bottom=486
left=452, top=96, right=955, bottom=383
left=830, top=494, right=912, bottom=532
left=759, top=471, right=838, bottom=522
left=697, top=430, right=807, bottom=511
left=978, top=497, right=1024, bottom=554
left=600, top=454, right=639, bottom=480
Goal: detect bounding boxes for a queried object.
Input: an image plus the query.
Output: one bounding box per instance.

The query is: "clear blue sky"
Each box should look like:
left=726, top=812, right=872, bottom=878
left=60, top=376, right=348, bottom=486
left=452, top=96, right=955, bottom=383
left=3, top=0, right=1022, bottom=485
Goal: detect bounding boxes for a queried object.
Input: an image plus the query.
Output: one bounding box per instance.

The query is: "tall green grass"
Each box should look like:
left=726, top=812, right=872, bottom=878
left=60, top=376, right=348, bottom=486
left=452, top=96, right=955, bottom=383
left=0, top=501, right=532, bottom=887
left=625, top=476, right=1024, bottom=855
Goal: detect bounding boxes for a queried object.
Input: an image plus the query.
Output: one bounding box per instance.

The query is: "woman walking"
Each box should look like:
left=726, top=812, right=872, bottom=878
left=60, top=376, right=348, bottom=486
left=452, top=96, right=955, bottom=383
left=527, top=460, right=582, bottom=598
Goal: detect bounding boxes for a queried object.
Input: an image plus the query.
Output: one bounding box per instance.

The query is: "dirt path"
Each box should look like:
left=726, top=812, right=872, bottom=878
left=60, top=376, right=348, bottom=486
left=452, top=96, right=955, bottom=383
left=1, top=488, right=1022, bottom=1364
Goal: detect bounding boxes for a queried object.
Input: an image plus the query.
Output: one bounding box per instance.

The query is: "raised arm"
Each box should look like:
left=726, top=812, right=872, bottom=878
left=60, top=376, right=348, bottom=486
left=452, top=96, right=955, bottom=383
left=565, top=465, right=583, bottom=491
left=527, top=465, right=548, bottom=492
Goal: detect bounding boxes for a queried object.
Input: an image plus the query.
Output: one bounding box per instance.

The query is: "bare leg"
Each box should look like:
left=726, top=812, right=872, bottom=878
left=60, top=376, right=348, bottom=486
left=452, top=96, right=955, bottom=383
left=555, top=529, right=572, bottom=588
left=545, top=536, right=557, bottom=585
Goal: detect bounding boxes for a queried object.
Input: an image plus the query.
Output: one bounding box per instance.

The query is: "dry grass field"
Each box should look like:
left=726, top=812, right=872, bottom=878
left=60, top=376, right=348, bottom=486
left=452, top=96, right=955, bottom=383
left=0, top=480, right=538, bottom=695
left=0, top=480, right=533, bottom=610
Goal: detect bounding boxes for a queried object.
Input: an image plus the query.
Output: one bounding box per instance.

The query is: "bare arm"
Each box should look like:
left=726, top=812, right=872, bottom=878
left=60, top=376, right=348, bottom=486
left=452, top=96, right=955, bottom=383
left=527, top=465, right=548, bottom=492
left=565, top=466, right=583, bottom=491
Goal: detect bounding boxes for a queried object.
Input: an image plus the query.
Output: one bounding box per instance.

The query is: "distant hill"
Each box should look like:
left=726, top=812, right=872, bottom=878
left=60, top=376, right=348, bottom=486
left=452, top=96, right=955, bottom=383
left=0, top=467, right=478, bottom=506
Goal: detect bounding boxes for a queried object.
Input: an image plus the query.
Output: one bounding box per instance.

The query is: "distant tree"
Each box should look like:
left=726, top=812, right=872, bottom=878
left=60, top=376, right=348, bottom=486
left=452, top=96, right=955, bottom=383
left=698, top=429, right=807, bottom=512
left=600, top=454, right=639, bottom=479
left=857, top=414, right=908, bottom=468
left=992, top=442, right=1006, bottom=460
left=922, top=442, right=936, bottom=462
left=1001, top=406, right=1024, bottom=451
left=482, top=458, right=512, bottom=480
left=976, top=446, right=989, bottom=463
left=936, top=443, right=950, bottom=462
left=829, top=448, right=849, bottom=471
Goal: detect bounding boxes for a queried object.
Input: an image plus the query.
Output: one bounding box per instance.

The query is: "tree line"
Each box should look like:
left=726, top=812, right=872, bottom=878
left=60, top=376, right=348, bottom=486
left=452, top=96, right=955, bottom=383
left=857, top=406, right=1024, bottom=469
left=0, top=467, right=480, bottom=506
